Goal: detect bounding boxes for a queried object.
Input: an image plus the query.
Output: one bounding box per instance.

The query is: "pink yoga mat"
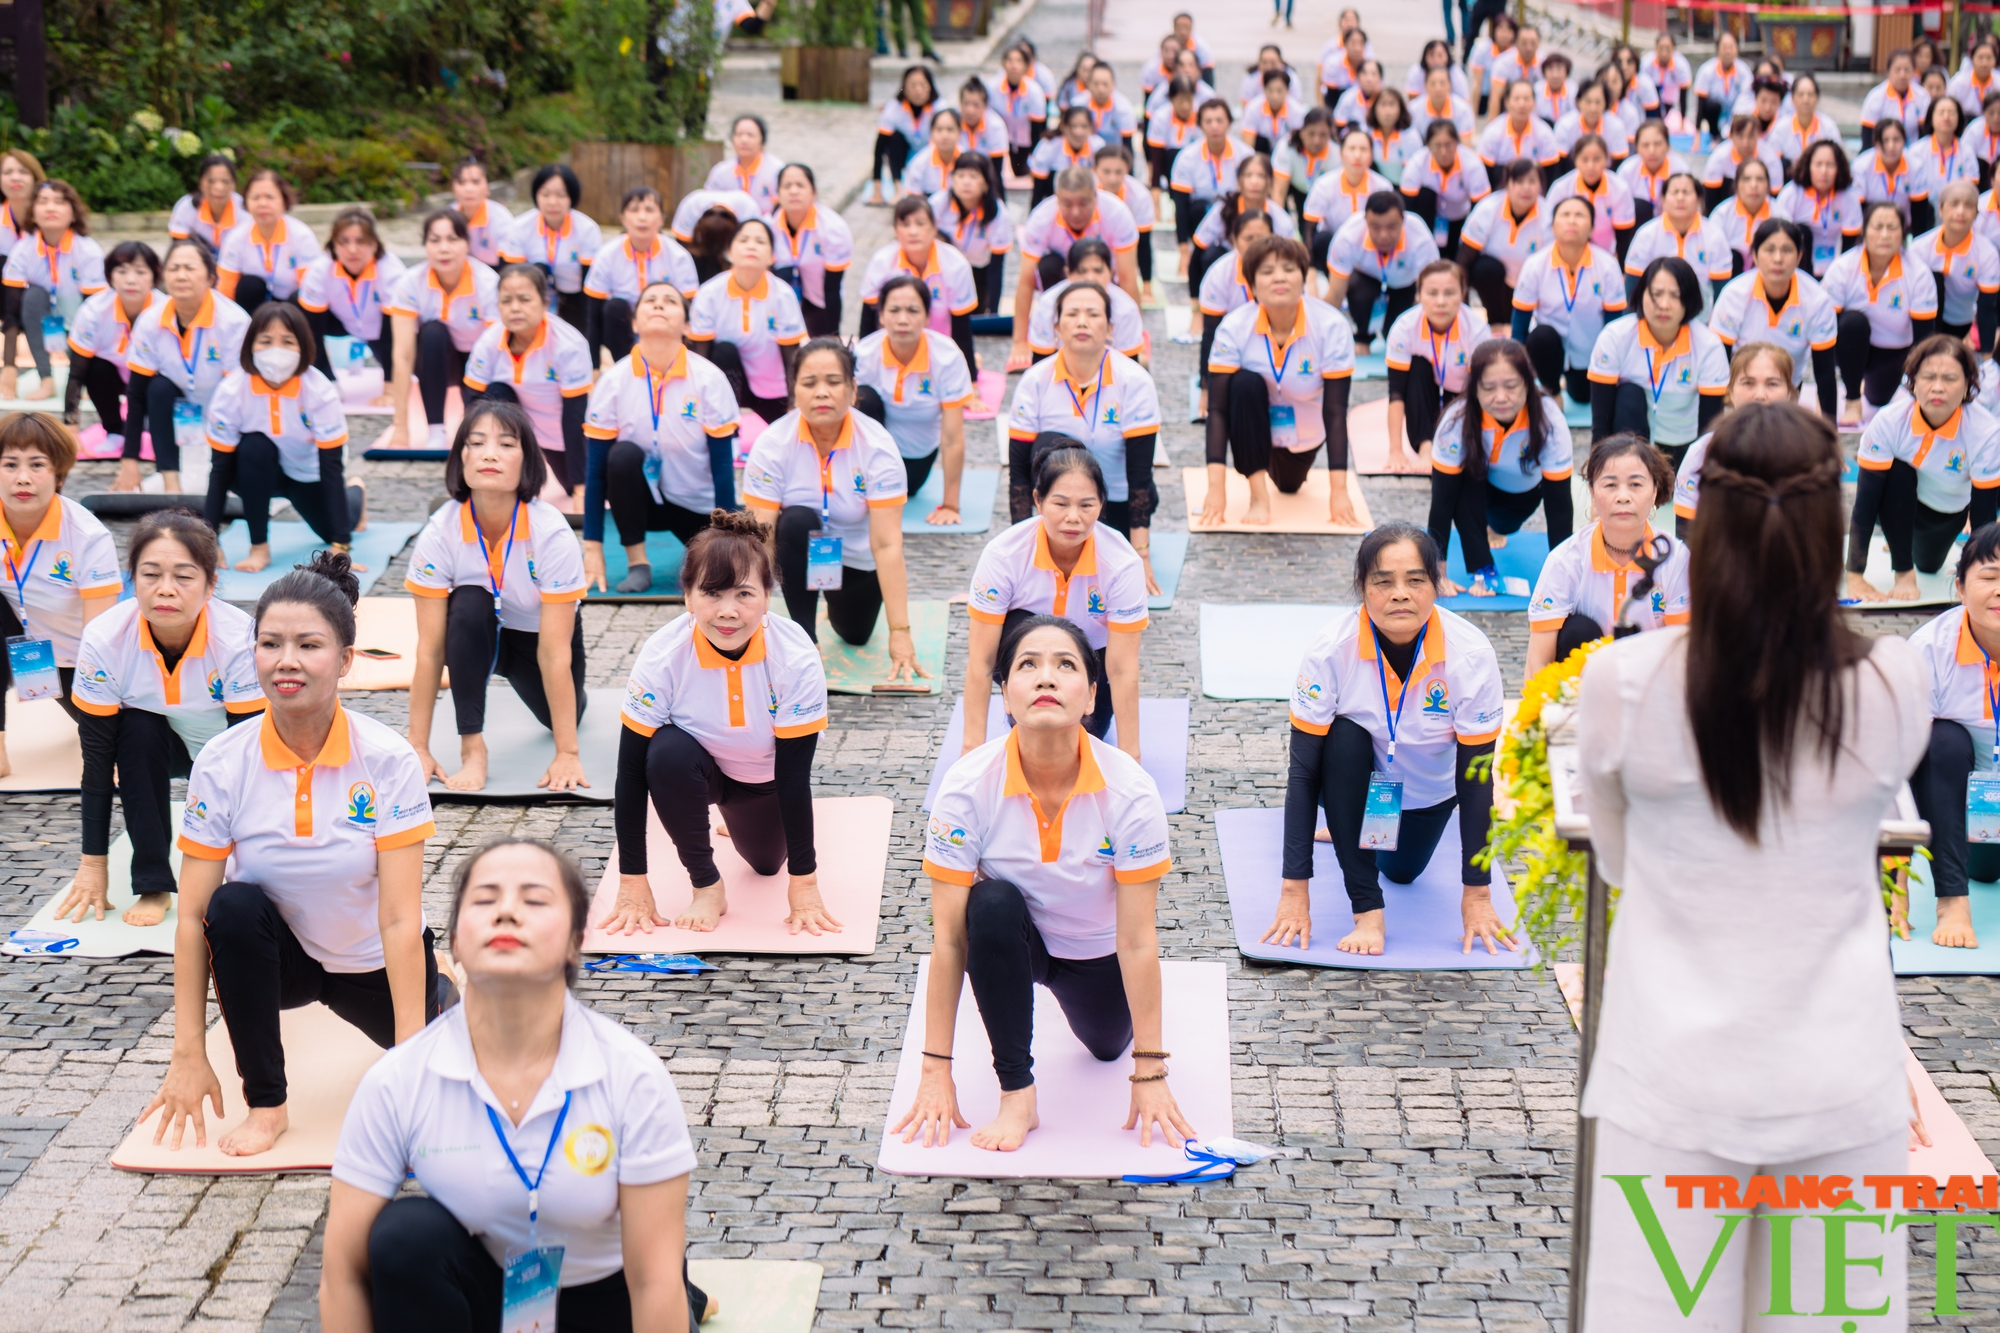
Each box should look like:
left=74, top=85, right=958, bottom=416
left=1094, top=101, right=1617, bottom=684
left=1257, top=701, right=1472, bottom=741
left=732, top=410, right=771, bottom=465
left=345, top=382, right=464, bottom=433
left=964, top=369, right=1005, bottom=422
left=1348, top=397, right=1428, bottom=477
left=582, top=795, right=889, bottom=955
left=75, top=423, right=154, bottom=461
left=876, top=958, right=1234, bottom=1178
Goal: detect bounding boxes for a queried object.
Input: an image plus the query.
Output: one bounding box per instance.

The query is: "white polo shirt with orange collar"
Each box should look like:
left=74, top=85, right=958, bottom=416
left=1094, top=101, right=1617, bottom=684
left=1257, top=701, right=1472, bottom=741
left=178, top=706, right=435, bottom=971
left=1207, top=297, right=1356, bottom=453
left=1822, top=244, right=1940, bottom=348
left=66, top=289, right=167, bottom=374
left=853, top=328, right=975, bottom=460
left=741, top=410, right=908, bottom=569
left=1857, top=399, right=2000, bottom=514
left=169, top=192, right=243, bottom=253
left=1383, top=306, right=1492, bottom=397
left=582, top=234, right=700, bottom=303
left=1029, top=278, right=1145, bottom=358
left=385, top=260, right=500, bottom=353
left=1911, top=225, right=2000, bottom=327
left=1006, top=350, right=1162, bottom=503
left=1, top=229, right=106, bottom=305
left=204, top=367, right=348, bottom=481
left=215, top=216, right=316, bottom=300
left=1622, top=213, right=1735, bottom=317
left=1708, top=193, right=1775, bottom=268
left=857, top=240, right=982, bottom=339
left=298, top=252, right=409, bottom=344
left=498, top=209, right=603, bottom=295
left=1017, top=191, right=1141, bottom=262
left=924, top=728, right=1172, bottom=959
left=768, top=205, right=856, bottom=311
left=1289, top=606, right=1506, bottom=807
left=1512, top=243, right=1629, bottom=367
left=1707, top=269, right=1839, bottom=384
left=1910, top=606, right=2000, bottom=740
left=1458, top=194, right=1552, bottom=284
left=1547, top=169, right=1638, bottom=252
left=687, top=270, right=808, bottom=402
left=462, top=314, right=595, bottom=457
left=1326, top=214, right=1441, bottom=289
left=619, top=613, right=828, bottom=782
left=1474, top=115, right=1563, bottom=171
left=582, top=347, right=741, bottom=518
left=1586, top=315, right=1730, bottom=446
left=705, top=154, right=786, bottom=209
left=125, top=290, right=253, bottom=403
left=1169, top=137, right=1253, bottom=204
left=455, top=198, right=514, bottom=268
left=71, top=597, right=265, bottom=754
left=1399, top=146, right=1494, bottom=224
left=1301, top=170, right=1391, bottom=233
left=1430, top=395, right=1575, bottom=493
left=1, top=495, right=122, bottom=666
left=1195, top=253, right=1255, bottom=322
left=1529, top=521, right=1693, bottom=637
left=404, top=498, right=587, bottom=632
left=968, top=517, right=1149, bottom=650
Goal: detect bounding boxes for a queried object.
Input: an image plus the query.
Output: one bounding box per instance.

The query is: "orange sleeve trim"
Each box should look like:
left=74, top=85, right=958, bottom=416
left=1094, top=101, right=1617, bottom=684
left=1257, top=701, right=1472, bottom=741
left=1120, top=424, right=1157, bottom=438
left=922, top=858, right=977, bottom=886
left=79, top=583, right=122, bottom=600
left=298, top=297, right=330, bottom=313
left=462, top=376, right=490, bottom=392
left=1431, top=459, right=1463, bottom=475
left=1697, top=385, right=1728, bottom=396
left=560, top=384, right=592, bottom=398
left=743, top=494, right=782, bottom=510
left=1528, top=615, right=1568, bottom=631
left=1008, top=429, right=1038, bottom=441
left=404, top=580, right=450, bottom=598
left=317, top=433, right=350, bottom=451
left=1, top=278, right=27, bottom=289
left=65, top=336, right=92, bottom=357
left=704, top=422, right=739, bottom=438
left=1455, top=727, right=1502, bottom=745
left=1856, top=455, right=1893, bottom=470
left=1673, top=501, right=1697, bottom=518
left=539, top=587, right=589, bottom=603
left=70, top=696, right=119, bottom=717
left=1662, top=611, right=1691, bottom=625
left=1811, top=336, right=1838, bottom=350
left=223, top=699, right=268, bottom=714
left=176, top=836, right=232, bottom=861
left=941, top=391, right=978, bottom=409
left=867, top=496, right=906, bottom=508
left=1327, top=263, right=1353, bottom=277
left=621, top=712, right=660, bottom=737
left=1288, top=711, right=1331, bottom=736
left=1586, top=370, right=1621, bottom=384
left=1115, top=858, right=1172, bottom=884
left=1542, top=466, right=1574, bottom=481
left=1108, top=616, right=1149, bottom=632
left=1206, top=360, right=1241, bottom=374
left=383, top=303, right=419, bottom=318
left=375, top=822, right=435, bottom=852
left=583, top=424, right=620, bottom=440
left=772, top=717, right=829, bottom=739
left=1384, top=356, right=1413, bottom=371
left=967, top=607, right=1007, bottom=624
left=776, top=333, right=806, bottom=346
left=1974, top=477, right=2000, bottom=490
left=1511, top=295, right=1538, bottom=310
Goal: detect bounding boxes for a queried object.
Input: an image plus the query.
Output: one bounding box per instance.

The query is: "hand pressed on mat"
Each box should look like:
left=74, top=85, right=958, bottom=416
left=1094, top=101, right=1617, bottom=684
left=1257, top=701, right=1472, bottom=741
left=56, top=858, right=172, bottom=927
left=602, top=872, right=672, bottom=934
left=782, top=871, right=844, bottom=936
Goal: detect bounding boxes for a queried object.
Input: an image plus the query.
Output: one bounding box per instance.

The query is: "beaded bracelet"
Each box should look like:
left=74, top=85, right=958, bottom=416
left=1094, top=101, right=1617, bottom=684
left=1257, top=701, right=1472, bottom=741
left=1131, top=1050, right=1171, bottom=1060
left=1129, top=1071, right=1168, bottom=1083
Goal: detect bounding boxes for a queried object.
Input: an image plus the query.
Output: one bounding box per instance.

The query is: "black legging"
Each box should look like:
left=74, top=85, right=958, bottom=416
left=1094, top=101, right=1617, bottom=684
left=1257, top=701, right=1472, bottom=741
left=854, top=384, right=940, bottom=496
left=77, top=706, right=194, bottom=899
left=1388, top=357, right=1457, bottom=451
left=440, top=584, right=586, bottom=736
left=1835, top=309, right=1921, bottom=409
left=1587, top=380, right=1724, bottom=473
left=1462, top=0, right=1508, bottom=60
left=698, top=339, right=789, bottom=422
left=137, top=373, right=191, bottom=474
left=1696, top=95, right=1728, bottom=140
left=1916, top=717, right=2000, bottom=902
left=415, top=320, right=470, bottom=430
left=874, top=133, right=915, bottom=194
left=1212, top=370, right=1350, bottom=493
left=230, top=275, right=300, bottom=315
left=203, top=881, right=439, bottom=1107
left=305, top=308, right=394, bottom=382
left=585, top=295, right=636, bottom=367
left=964, top=877, right=1130, bottom=1092
left=365, top=1196, right=708, bottom=1333
left=774, top=503, right=882, bottom=645
left=1848, top=458, right=1985, bottom=576
left=602, top=439, right=727, bottom=549
left=621, top=723, right=805, bottom=888
left=1463, top=253, right=1514, bottom=325
left=1344, top=272, right=1415, bottom=347
left=1402, top=188, right=1466, bottom=257
left=1427, top=470, right=1574, bottom=573
left=64, top=354, right=137, bottom=438
left=1524, top=324, right=1590, bottom=403
left=204, top=432, right=358, bottom=548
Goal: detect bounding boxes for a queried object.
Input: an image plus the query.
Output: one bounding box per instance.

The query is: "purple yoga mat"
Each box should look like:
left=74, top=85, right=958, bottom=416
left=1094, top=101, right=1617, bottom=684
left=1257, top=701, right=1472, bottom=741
left=921, top=696, right=1189, bottom=813
left=1217, top=806, right=1534, bottom=970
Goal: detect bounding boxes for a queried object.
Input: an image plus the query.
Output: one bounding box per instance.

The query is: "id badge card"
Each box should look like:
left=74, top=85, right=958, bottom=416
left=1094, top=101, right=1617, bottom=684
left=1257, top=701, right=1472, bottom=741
left=806, top=534, right=844, bottom=590
left=1432, top=214, right=1451, bottom=246
left=501, top=1244, right=563, bottom=1333
left=6, top=636, right=59, bottom=702
left=1969, top=772, right=2000, bottom=844
left=172, top=397, right=203, bottom=448
left=1813, top=239, right=1836, bottom=270
left=38, top=315, right=63, bottom=356
left=1267, top=403, right=1298, bottom=449
left=640, top=450, right=666, bottom=503
left=1358, top=770, right=1404, bottom=850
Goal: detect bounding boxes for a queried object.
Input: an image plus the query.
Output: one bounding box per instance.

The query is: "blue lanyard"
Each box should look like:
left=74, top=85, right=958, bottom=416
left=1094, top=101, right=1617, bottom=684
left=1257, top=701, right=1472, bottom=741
left=486, top=1089, right=572, bottom=1238
left=1062, top=351, right=1109, bottom=437
left=640, top=356, right=671, bottom=435
left=474, top=503, right=522, bottom=613
left=1262, top=330, right=1298, bottom=385
left=1121, top=1144, right=1239, bottom=1184
left=178, top=326, right=205, bottom=381
left=5, top=536, right=41, bottom=636
left=1983, top=639, right=1999, bottom=764
left=1555, top=258, right=1584, bottom=314
left=1643, top=341, right=1677, bottom=404
left=1371, top=619, right=1427, bottom=762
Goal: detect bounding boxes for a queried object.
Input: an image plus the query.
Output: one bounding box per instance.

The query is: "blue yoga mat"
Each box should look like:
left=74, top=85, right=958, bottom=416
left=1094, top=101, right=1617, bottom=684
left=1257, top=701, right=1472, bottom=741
left=360, top=446, right=450, bottom=462
left=1562, top=397, right=1591, bottom=429
left=1147, top=531, right=1189, bottom=611
left=902, top=466, right=997, bottom=534
left=1352, top=351, right=1386, bottom=381
left=216, top=521, right=419, bottom=601
left=589, top=531, right=688, bottom=601
left=1218, top=805, right=1534, bottom=971
left=1438, top=532, right=1550, bottom=614
left=1891, top=858, right=2000, bottom=975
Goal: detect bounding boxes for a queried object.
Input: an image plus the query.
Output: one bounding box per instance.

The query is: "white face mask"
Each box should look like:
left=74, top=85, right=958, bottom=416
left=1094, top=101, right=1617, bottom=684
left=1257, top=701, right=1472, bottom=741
left=252, top=347, right=299, bottom=383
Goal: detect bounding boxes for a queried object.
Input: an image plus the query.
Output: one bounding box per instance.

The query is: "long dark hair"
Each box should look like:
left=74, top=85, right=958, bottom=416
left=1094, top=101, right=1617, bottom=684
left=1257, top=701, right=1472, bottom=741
left=1459, top=339, right=1545, bottom=481
left=1686, top=402, right=1863, bottom=839
left=947, top=152, right=1002, bottom=226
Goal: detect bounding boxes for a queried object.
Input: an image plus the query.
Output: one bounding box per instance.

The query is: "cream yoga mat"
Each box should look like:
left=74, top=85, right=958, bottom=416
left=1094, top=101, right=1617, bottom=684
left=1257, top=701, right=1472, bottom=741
left=0, top=695, right=82, bottom=792
left=4, top=805, right=182, bottom=958
left=111, top=1003, right=385, bottom=1173
left=687, top=1260, right=822, bottom=1333
left=1182, top=467, right=1374, bottom=534
left=337, top=597, right=441, bottom=692
left=1348, top=397, right=1428, bottom=476
left=583, top=796, right=891, bottom=956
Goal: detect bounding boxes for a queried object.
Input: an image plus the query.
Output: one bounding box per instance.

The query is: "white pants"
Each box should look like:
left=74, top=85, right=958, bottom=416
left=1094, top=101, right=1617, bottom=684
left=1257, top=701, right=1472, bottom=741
left=1583, top=1117, right=1909, bottom=1332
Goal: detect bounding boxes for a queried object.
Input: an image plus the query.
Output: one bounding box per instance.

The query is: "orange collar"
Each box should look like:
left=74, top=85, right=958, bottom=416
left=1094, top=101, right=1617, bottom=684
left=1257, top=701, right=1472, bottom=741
left=624, top=235, right=661, bottom=263
left=725, top=271, right=770, bottom=301
left=537, top=212, right=574, bottom=241
left=251, top=374, right=302, bottom=400
left=1915, top=405, right=1964, bottom=467
left=139, top=607, right=211, bottom=704
left=1031, top=521, right=1097, bottom=579
left=896, top=244, right=942, bottom=280
left=1862, top=251, right=1906, bottom=303
left=1353, top=607, right=1447, bottom=702
left=505, top=319, right=550, bottom=378
left=258, top=705, right=353, bottom=771
left=1937, top=227, right=1976, bottom=261
left=428, top=263, right=474, bottom=302
left=635, top=345, right=689, bottom=382
left=1479, top=409, right=1527, bottom=463
left=692, top=623, right=767, bottom=669
left=1, top=500, right=61, bottom=556
left=1590, top=523, right=1656, bottom=573
left=1636, top=319, right=1691, bottom=361
left=1752, top=272, right=1799, bottom=316
left=198, top=198, right=236, bottom=231
left=999, top=725, right=1107, bottom=861
left=881, top=333, right=931, bottom=403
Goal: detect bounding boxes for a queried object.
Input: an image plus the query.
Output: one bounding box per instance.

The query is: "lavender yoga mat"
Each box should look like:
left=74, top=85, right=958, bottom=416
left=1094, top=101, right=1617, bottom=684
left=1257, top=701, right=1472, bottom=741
left=1218, top=806, right=1534, bottom=970
left=920, top=695, right=1189, bottom=813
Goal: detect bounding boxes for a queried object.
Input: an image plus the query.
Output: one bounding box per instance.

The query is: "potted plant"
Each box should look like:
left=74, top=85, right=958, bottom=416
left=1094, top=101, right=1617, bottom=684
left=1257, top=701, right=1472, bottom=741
left=566, top=0, right=727, bottom=211
left=775, top=0, right=874, bottom=103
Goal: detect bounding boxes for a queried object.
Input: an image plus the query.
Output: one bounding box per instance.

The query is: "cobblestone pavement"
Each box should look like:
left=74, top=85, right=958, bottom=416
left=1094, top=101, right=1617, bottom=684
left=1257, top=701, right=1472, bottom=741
left=1, top=5, right=1996, bottom=1332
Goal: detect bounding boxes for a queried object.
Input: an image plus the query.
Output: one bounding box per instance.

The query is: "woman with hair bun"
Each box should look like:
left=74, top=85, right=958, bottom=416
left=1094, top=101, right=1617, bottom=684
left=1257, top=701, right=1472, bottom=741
left=61, top=240, right=165, bottom=447
left=147, top=549, right=443, bottom=1159
left=606, top=510, right=833, bottom=939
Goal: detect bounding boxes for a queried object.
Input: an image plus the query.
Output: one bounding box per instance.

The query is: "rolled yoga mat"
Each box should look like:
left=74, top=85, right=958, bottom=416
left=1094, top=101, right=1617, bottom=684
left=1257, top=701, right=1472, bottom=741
left=1217, top=805, right=1534, bottom=971
left=875, top=958, right=1234, bottom=1179
left=1198, top=602, right=1346, bottom=700
left=902, top=467, right=999, bottom=535
left=582, top=796, right=890, bottom=956
left=3, top=804, right=182, bottom=958
left=216, top=519, right=420, bottom=602
left=1182, top=466, right=1374, bottom=534
left=422, top=684, right=625, bottom=802
left=921, top=695, right=1189, bottom=813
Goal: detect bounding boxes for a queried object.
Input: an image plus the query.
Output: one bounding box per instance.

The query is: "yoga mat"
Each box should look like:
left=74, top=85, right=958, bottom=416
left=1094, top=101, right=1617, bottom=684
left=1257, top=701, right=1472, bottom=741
left=3, top=807, right=182, bottom=958
left=112, top=1003, right=384, bottom=1173
left=0, top=366, right=67, bottom=413
left=1561, top=397, right=1591, bottom=429
left=1348, top=398, right=1426, bottom=476
left=216, top=521, right=420, bottom=602
left=1218, top=805, right=1533, bottom=970
left=920, top=696, right=1190, bottom=813
left=423, top=684, right=623, bottom=802
left=337, top=598, right=436, bottom=691
left=0, top=695, right=82, bottom=792
left=1352, top=350, right=1386, bottom=381
left=589, top=531, right=689, bottom=602
left=793, top=599, right=950, bottom=695
left=1147, top=530, right=1189, bottom=610
left=876, top=958, right=1234, bottom=1179
left=1182, top=467, right=1374, bottom=535
left=1891, top=858, right=2000, bottom=975
left=1438, top=531, right=1548, bottom=614
left=686, top=1260, right=822, bottom=1333
left=1198, top=602, right=1345, bottom=700
left=582, top=796, right=889, bottom=955
left=970, top=313, right=1013, bottom=336
left=964, top=369, right=1005, bottom=421
left=1843, top=538, right=1962, bottom=610
left=903, top=467, right=998, bottom=534
left=81, top=492, right=242, bottom=520
left=75, top=423, right=154, bottom=462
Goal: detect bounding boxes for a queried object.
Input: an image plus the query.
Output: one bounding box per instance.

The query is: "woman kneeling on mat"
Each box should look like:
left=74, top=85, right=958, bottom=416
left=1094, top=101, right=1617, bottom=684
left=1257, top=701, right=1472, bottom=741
left=1382, top=259, right=1491, bottom=475
left=1847, top=334, right=2000, bottom=602
left=606, top=512, right=834, bottom=937
left=62, top=511, right=264, bottom=928
left=462, top=264, right=594, bottom=503
left=384, top=211, right=501, bottom=454
left=150, top=552, right=441, bottom=1157
left=1584, top=255, right=1729, bottom=468
left=856, top=275, right=974, bottom=521
left=1427, top=339, right=1574, bottom=597
left=406, top=401, right=588, bottom=795
left=1201, top=236, right=1357, bottom=528
left=900, top=613, right=1188, bottom=1152
left=1670, top=340, right=1798, bottom=535
left=324, top=838, right=710, bottom=1333
left=1511, top=195, right=1628, bottom=409
left=120, top=238, right=252, bottom=495
left=687, top=219, right=806, bottom=426
left=743, top=338, right=927, bottom=685
left=201, top=302, right=360, bottom=575
left=963, top=444, right=1147, bottom=759
left=582, top=282, right=740, bottom=596
left=1525, top=432, right=1688, bottom=680
left=1265, top=525, right=1513, bottom=957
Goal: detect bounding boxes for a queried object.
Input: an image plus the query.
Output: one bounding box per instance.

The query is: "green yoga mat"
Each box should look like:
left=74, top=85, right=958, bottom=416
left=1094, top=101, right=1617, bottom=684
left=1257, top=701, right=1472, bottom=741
left=784, top=598, right=950, bottom=694
left=589, top=531, right=689, bottom=601
left=902, top=466, right=998, bottom=534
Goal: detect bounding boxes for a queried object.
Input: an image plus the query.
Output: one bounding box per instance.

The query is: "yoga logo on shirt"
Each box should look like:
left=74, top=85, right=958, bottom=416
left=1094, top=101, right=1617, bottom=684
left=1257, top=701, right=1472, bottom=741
left=1085, top=585, right=1106, bottom=616
left=1095, top=835, right=1115, bottom=858
left=1420, top=680, right=1451, bottom=714
left=207, top=669, right=223, bottom=704
left=345, top=781, right=378, bottom=827
left=766, top=682, right=779, bottom=718
left=564, top=1123, right=615, bottom=1175
left=680, top=400, right=700, bottom=421
left=46, top=551, right=74, bottom=584
left=185, top=799, right=209, bottom=824
left=81, top=664, right=111, bottom=685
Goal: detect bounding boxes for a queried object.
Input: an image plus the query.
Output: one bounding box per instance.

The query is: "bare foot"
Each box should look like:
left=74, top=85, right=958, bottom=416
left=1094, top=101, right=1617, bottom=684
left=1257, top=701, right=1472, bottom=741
left=970, top=1085, right=1040, bottom=1151
left=445, top=735, right=489, bottom=792
left=0, top=733, right=11, bottom=781
left=673, top=883, right=728, bottom=932
left=1, top=366, right=18, bottom=400
left=218, top=1103, right=289, bottom=1156
left=234, top=544, right=272, bottom=573
left=1240, top=495, right=1273, bottom=525
left=1934, top=894, right=1981, bottom=949
left=1888, top=571, right=1921, bottom=602
left=23, top=376, right=52, bottom=401
left=1488, top=527, right=1508, bottom=550
left=1336, top=908, right=1386, bottom=956
left=1439, top=578, right=1464, bottom=597
left=122, top=892, right=171, bottom=927
left=1845, top=570, right=1892, bottom=603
